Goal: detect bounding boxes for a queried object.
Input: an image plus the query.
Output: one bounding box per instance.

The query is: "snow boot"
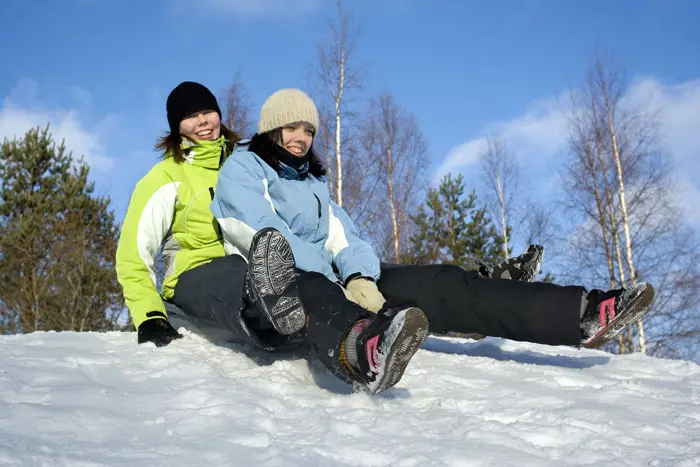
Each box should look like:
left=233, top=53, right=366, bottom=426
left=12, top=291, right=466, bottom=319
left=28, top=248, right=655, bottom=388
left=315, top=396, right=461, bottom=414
left=481, top=244, right=544, bottom=282
left=245, top=228, right=306, bottom=335
left=341, top=306, right=429, bottom=394
left=581, top=282, right=655, bottom=349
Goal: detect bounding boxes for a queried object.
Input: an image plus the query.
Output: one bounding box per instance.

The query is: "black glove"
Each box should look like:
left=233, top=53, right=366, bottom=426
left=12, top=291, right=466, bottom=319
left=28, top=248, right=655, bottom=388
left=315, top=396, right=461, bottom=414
left=137, top=317, right=182, bottom=347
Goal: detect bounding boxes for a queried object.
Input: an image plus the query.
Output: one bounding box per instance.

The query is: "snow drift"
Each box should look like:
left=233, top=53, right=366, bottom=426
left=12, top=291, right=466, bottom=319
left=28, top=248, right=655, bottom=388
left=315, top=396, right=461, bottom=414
left=2, top=329, right=699, bottom=466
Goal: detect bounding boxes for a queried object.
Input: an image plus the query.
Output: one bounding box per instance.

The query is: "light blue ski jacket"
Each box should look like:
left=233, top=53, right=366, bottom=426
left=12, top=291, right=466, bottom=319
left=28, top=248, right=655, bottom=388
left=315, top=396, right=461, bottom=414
left=210, top=142, right=381, bottom=283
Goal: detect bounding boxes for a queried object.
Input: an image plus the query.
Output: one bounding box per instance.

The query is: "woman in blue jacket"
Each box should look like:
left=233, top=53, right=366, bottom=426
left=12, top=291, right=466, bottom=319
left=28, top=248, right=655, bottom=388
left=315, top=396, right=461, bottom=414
left=209, top=89, right=655, bottom=379
left=207, top=89, right=429, bottom=395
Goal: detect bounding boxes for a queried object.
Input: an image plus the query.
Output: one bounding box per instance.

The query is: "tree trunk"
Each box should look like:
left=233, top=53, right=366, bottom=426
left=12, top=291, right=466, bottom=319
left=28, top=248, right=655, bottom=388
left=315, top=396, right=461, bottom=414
left=386, top=146, right=400, bottom=262
left=603, top=81, right=647, bottom=354
left=496, top=173, right=510, bottom=259
left=334, top=49, right=345, bottom=207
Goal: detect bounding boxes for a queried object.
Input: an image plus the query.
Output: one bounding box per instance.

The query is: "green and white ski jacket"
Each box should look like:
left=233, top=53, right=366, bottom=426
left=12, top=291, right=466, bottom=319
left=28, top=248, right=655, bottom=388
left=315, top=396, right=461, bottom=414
left=116, top=137, right=230, bottom=329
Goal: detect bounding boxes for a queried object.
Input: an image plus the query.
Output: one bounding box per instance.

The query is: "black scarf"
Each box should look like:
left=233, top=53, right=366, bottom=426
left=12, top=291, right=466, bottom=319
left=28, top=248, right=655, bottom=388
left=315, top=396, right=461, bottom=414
left=248, top=133, right=310, bottom=174
left=271, top=142, right=310, bottom=169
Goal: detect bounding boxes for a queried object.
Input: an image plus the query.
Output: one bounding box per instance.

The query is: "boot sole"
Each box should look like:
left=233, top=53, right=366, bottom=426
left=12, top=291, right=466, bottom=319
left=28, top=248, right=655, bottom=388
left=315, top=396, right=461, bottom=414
left=491, top=244, right=544, bottom=282
left=248, top=229, right=305, bottom=335
left=522, top=245, right=544, bottom=282
left=583, top=283, right=655, bottom=349
left=367, top=307, right=429, bottom=395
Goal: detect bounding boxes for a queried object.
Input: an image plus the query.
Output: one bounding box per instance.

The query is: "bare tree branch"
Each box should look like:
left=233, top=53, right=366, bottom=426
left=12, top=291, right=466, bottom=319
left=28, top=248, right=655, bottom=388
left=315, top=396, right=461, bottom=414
left=561, top=53, right=700, bottom=359
left=313, top=0, right=364, bottom=207
left=357, top=93, right=429, bottom=261
left=219, top=71, right=254, bottom=138
left=478, top=135, right=520, bottom=260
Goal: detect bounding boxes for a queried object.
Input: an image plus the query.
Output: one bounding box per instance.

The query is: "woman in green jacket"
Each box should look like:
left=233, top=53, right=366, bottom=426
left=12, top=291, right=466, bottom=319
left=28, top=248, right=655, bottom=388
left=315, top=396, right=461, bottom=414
left=115, top=81, right=245, bottom=347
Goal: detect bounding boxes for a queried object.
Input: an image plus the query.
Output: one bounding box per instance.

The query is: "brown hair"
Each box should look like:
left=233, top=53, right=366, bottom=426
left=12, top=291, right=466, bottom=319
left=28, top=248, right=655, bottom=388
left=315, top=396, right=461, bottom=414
left=249, top=131, right=327, bottom=178
left=155, top=124, right=241, bottom=163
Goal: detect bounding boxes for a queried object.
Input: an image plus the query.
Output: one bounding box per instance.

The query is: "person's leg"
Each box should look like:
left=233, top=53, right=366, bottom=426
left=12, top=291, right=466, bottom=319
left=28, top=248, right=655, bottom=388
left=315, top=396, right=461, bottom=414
left=171, top=254, right=249, bottom=332
left=245, top=227, right=306, bottom=335
left=171, top=253, right=302, bottom=350
left=580, top=282, right=655, bottom=348
left=381, top=245, right=545, bottom=282
left=377, top=264, right=583, bottom=346
left=295, top=272, right=370, bottom=382
left=482, top=244, right=544, bottom=282
left=297, top=272, right=429, bottom=394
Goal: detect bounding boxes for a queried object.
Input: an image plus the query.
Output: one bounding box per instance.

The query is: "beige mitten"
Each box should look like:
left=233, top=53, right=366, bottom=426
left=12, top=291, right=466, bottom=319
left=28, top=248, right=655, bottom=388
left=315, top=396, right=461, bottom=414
left=346, top=277, right=386, bottom=312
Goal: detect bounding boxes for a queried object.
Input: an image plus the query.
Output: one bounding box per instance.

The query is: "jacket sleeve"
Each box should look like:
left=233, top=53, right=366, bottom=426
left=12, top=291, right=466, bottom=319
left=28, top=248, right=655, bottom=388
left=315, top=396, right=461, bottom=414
left=115, top=167, right=177, bottom=329
left=211, top=151, right=337, bottom=281
left=326, top=201, right=381, bottom=283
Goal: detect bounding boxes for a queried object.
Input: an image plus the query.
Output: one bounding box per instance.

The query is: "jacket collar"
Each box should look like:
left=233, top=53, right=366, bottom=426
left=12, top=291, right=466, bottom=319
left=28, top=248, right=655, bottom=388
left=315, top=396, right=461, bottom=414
left=180, top=136, right=229, bottom=169
left=278, top=161, right=310, bottom=180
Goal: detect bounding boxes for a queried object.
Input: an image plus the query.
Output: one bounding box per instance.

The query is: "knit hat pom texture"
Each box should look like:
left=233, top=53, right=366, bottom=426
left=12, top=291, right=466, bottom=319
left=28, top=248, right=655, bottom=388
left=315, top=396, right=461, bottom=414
left=258, top=88, right=319, bottom=134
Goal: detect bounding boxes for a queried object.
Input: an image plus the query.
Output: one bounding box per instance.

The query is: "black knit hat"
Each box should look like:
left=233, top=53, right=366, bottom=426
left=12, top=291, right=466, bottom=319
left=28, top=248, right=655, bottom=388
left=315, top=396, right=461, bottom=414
left=166, top=81, right=221, bottom=135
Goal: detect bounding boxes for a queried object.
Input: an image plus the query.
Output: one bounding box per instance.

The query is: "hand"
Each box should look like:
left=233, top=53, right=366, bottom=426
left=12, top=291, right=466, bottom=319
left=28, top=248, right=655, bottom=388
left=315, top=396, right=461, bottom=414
left=346, top=277, right=386, bottom=312
left=137, top=318, right=182, bottom=347
left=339, top=284, right=360, bottom=305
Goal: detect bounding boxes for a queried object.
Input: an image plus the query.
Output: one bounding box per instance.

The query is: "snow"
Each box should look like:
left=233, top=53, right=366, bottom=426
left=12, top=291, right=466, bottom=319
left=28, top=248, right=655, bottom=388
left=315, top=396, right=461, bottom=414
left=2, top=329, right=700, bottom=466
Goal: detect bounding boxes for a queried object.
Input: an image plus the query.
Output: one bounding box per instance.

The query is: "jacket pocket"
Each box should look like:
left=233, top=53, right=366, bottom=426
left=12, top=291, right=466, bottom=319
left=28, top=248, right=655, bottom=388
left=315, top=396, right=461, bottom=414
left=313, top=193, right=322, bottom=218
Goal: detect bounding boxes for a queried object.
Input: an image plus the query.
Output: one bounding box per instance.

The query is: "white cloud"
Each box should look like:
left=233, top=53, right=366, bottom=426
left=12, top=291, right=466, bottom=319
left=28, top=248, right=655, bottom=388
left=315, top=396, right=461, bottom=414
left=0, top=80, right=115, bottom=171
left=435, top=77, right=700, bottom=225
left=493, top=96, right=571, bottom=155
left=171, top=0, right=320, bottom=17
left=675, top=178, right=700, bottom=227
left=436, top=138, right=488, bottom=183
left=433, top=94, right=571, bottom=183
left=626, top=77, right=700, bottom=227
left=625, top=77, right=700, bottom=172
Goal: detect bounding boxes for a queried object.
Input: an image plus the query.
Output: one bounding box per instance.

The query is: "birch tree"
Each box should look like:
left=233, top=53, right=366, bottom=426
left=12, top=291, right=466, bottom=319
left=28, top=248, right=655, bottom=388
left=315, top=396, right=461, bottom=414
left=593, top=56, right=648, bottom=352
left=359, top=93, right=429, bottom=262
left=314, top=0, right=363, bottom=207
left=562, top=55, right=700, bottom=358
left=479, top=135, right=520, bottom=260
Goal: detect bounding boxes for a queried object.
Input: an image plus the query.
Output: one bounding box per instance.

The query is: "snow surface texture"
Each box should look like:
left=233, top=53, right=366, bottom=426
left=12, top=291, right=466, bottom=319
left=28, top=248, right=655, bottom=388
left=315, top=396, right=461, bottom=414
left=2, top=330, right=700, bottom=466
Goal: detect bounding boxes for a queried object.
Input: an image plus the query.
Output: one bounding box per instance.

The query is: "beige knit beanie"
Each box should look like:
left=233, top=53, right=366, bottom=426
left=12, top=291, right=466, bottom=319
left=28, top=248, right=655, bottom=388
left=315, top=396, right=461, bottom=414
left=258, top=88, right=320, bottom=134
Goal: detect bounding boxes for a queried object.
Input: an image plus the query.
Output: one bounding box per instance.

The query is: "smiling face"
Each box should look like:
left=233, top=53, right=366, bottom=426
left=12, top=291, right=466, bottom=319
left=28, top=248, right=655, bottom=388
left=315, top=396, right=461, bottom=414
left=280, top=122, right=315, bottom=157
left=178, top=110, right=221, bottom=141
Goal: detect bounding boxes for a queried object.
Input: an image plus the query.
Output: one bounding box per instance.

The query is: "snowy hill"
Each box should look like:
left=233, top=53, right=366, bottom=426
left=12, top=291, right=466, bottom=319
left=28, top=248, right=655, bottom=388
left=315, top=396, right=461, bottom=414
left=2, top=330, right=699, bottom=466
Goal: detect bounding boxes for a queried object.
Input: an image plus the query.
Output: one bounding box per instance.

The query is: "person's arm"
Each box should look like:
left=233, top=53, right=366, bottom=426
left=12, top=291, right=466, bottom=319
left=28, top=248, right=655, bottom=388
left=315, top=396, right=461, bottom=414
left=115, top=166, right=177, bottom=330
left=326, top=201, right=381, bottom=284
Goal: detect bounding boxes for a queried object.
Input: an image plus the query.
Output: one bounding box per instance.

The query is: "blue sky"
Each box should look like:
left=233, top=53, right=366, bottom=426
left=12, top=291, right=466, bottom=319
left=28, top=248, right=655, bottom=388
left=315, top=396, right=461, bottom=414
left=1, top=0, right=699, bottom=237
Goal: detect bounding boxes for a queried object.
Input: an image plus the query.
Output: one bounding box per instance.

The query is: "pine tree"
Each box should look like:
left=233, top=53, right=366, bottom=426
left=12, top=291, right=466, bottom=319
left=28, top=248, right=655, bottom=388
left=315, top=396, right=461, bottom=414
left=0, top=126, right=123, bottom=333
left=408, top=173, right=502, bottom=267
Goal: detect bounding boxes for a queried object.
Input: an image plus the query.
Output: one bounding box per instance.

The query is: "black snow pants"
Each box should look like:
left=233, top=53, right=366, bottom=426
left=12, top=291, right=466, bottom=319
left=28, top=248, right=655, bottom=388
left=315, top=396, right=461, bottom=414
left=377, top=264, right=585, bottom=347
left=170, top=255, right=368, bottom=381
